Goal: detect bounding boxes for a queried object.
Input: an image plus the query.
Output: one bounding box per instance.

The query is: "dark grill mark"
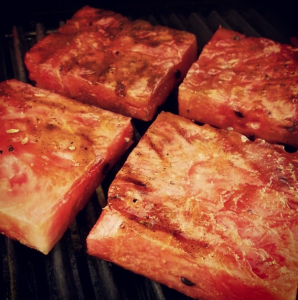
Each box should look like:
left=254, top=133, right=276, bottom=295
left=181, top=277, right=195, bottom=286
left=143, top=135, right=164, bottom=160
left=124, top=177, right=147, bottom=187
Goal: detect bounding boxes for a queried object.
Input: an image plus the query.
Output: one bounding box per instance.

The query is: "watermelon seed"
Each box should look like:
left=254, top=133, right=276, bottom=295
left=234, top=111, right=244, bottom=118
left=181, top=277, right=195, bottom=286
left=279, top=177, right=288, bottom=184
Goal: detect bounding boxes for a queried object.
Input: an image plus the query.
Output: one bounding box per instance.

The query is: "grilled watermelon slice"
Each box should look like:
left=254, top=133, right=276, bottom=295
left=179, top=27, right=298, bottom=148
left=0, top=79, right=133, bottom=254
left=87, top=111, right=298, bottom=300
left=24, top=6, right=197, bottom=121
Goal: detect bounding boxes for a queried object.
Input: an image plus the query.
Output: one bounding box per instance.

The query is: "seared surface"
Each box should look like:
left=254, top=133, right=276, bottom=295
left=88, top=112, right=298, bottom=300
left=1, top=5, right=298, bottom=300
left=179, top=27, right=298, bottom=148
left=0, top=79, right=133, bottom=254
left=25, top=6, right=197, bottom=121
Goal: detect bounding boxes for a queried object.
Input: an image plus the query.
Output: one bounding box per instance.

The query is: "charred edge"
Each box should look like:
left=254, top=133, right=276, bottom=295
left=102, top=163, right=110, bottom=175
left=175, top=69, right=182, bottom=79
left=234, top=110, right=244, bottom=118
left=181, top=277, right=195, bottom=287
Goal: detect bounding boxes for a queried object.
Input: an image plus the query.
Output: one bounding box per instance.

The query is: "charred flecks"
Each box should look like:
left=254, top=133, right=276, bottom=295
left=181, top=277, right=195, bottom=286
left=8, top=145, right=14, bottom=152
left=102, top=163, right=110, bottom=175
left=233, top=35, right=240, bottom=41
left=174, top=69, right=182, bottom=79
left=132, top=199, right=138, bottom=203
left=115, top=82, right=126, bottom=97
left=234, top=110, right=244, bottom=118
left=0, top=150, right=3, bottom=154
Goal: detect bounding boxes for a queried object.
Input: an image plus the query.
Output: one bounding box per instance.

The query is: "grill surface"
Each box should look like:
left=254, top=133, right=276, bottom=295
left=0, top=3, right=297, bottom=300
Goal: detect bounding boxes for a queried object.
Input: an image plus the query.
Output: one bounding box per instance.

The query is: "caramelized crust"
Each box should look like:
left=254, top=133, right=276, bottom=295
left=179, top=27, right=298, bottom=148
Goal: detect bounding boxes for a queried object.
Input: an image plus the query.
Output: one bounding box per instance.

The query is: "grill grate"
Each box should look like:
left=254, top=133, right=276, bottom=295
left=0, top=6, right=297, bottom=300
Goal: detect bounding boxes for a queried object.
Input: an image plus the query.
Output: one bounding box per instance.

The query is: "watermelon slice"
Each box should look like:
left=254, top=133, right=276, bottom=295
left=179, top=27, right=298, bottom=148
left=0, top=79, right=133, bottom=254
left=24, top=6, right=198, bottom=121
left=87, top=111, right=298, bottom=300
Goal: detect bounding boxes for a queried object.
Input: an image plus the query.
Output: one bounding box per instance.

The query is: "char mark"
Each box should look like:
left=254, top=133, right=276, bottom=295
left=122, top=176, right=147, bottom=188
left=143, top=134, right=164, bottom=160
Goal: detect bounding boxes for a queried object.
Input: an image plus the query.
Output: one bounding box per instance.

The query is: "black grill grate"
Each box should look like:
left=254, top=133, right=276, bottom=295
left=0, top=6, right=297, bottom=300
